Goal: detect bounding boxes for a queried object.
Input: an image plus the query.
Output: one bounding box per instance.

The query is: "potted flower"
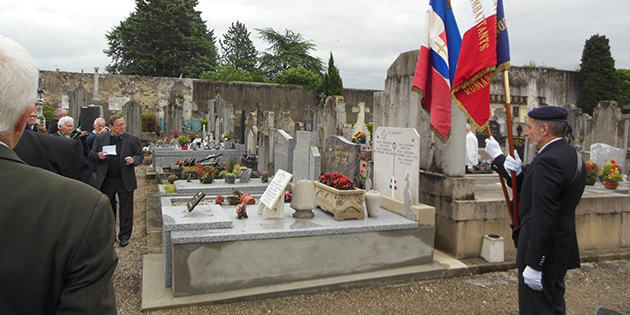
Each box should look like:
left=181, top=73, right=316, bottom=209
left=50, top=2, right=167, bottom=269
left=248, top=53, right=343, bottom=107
left=219, top=157, right=238, bottom=184
left=171, top=130, right=181, bottom=139
left=195, top=163, right=217, bottom=184
left=215, top=195, right=224, bottom=205
left=313, top=172, right=365, bottom=220
left=260, top=171, right=270, bottom=183
left=352, top=131, right=367, bottom=144
left=600, top=159, right=622, bottom=189
left=585, top=160, right=597, bottom=185
left=178, top=135, right=190, bottom=150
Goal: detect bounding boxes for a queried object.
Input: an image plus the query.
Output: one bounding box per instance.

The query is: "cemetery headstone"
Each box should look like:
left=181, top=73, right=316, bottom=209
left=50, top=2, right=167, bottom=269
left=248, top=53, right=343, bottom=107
left=78, top=106, right=102, bottom=132
left=274, top=130, right=294, bottom=174
left=123, top=100, right=142, bottom=136
left=292, top=131, right=318, bottom=181
left=69, top=84, right=92, bottom=121
left=61, top=95, right=69, bottom=109
left=590, top=143, right=627, bottom=174
left=513, top=136, right=526, bottom=161
left=239, top=168, right=253, bottom=183
left=324, top=135, right=361, bottom=184
left=373, top=127, right=420, bottom=204
left=309, top=146, right=321, bottom=181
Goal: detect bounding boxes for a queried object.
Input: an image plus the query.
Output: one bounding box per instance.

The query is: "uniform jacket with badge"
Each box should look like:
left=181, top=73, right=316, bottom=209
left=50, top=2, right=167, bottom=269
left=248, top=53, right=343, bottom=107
left=492, top=139, right=586, bottom=277
left=88, top=131, right=144, bottom=191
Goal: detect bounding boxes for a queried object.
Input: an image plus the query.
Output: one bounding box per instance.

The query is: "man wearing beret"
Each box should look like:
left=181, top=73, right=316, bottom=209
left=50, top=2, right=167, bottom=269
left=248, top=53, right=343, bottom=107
left=485, top=106, right=586, bottom=315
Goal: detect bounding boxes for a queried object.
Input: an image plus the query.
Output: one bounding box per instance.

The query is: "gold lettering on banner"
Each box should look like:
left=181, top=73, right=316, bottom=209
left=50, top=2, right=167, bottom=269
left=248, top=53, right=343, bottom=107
left=462, top=74, right=491, bottom=95
left=470, top=0, right=490, bottom=51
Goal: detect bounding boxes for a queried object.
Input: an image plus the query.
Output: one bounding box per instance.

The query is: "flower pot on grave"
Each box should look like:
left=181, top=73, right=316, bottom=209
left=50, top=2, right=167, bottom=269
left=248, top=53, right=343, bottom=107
left=313, top=181, right=365, bottom=220
left=224, top=175, right=236, bottom=184
left=603, top=182, right=618, bottom=190
left=181, top=145, right=188, bottom=150
left=585, top=179, right=596, bottom=186
left=360, top=149, right=372, bottom=159
left=199, top=177, right=214, bottom=184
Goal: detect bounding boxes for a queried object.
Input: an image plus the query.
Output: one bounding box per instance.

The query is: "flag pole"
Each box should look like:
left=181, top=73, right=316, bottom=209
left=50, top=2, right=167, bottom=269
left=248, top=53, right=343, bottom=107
left=485, top=126, right=514, bottom=225
left=502, top=69, right=520, bottom=228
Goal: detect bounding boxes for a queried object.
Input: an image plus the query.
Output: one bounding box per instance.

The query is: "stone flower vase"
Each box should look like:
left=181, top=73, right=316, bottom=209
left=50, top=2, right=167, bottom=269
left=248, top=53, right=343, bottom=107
left=313, top=181, right=365, bottom=220
left=224, top=175, right=235, bottom=184
left=364, top=190, right=382, bottom=218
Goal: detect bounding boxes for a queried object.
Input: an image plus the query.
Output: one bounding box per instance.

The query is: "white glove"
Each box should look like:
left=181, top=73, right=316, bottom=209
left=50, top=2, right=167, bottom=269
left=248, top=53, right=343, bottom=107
left=484, top=136, right=502, bottom=159
left=523, top=266, right=543, bottom=291
left=504, top=150, right=522, bottom=178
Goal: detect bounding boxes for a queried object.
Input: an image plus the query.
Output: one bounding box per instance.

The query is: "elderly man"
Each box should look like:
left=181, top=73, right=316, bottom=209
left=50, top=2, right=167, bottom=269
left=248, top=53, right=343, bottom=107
left=85, top=117, right=108, bottom=176
left=485, top=106, right=585, bottom=315
left=47, top=107, right=67, bottom=135
left=0, top=35, right=117, bottom=313
left=89, top=115, right=143, bottom=247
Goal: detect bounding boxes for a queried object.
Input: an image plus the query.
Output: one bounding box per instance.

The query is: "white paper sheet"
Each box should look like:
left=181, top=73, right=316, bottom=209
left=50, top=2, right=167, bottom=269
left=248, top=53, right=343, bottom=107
left=103, top=145, right=117, bottom=155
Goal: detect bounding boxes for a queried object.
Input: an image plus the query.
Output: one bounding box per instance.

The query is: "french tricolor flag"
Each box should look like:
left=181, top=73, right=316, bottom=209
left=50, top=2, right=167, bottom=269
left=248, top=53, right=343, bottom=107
left=412, top=0, right=461, bottom=141
left=452, top=0, right=511, bottom=132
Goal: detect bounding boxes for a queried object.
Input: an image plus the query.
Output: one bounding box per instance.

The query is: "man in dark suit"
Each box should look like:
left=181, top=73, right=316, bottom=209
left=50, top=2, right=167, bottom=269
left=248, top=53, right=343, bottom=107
left=89, top=114, right=144, bottom=247
left=485, top=106, right=586, bottom=315
left=0, top=34, right=117, bottom=314
left=47, top=107, right=66, bottom=134
left=13, top=129, right=96, bottom=187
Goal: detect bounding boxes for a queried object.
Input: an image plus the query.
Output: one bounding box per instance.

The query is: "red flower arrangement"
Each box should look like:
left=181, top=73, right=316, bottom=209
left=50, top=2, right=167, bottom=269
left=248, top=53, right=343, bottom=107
left=319, top=172, right=356, bottom=190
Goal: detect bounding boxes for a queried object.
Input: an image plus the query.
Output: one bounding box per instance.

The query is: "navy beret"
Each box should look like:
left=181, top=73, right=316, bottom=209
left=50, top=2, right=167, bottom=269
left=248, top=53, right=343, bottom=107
left=527, top=106, right=568, bottom=122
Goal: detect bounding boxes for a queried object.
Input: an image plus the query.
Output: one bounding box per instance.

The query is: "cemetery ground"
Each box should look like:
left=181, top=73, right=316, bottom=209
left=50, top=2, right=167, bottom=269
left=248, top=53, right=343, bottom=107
left=114, top=164, right=630, bottom=314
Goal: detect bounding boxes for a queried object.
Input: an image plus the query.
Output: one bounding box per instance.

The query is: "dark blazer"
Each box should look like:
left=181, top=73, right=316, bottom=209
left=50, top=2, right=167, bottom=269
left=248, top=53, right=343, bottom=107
left=89, top=132, right=144, bottom=191
left=0, top=145, right=118, bottom=314
left=492, top=139, right=585, bottom=277
left=47, top=118, right=59, bottom=135
left=13, top=130, right=95, bottom=187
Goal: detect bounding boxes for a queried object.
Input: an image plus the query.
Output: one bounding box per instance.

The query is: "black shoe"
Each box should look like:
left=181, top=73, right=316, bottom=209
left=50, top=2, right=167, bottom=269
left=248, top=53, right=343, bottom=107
left=119, top=239, right=129, bottom=247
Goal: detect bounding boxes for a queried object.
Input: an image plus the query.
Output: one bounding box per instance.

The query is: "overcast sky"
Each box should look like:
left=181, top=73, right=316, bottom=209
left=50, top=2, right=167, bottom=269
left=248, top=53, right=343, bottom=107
left=2, top=0, right=629, bottom=90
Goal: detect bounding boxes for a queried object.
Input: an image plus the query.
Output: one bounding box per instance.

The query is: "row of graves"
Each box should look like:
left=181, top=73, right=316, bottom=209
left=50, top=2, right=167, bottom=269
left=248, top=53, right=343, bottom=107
left=143, top=109, right=439, bottom=308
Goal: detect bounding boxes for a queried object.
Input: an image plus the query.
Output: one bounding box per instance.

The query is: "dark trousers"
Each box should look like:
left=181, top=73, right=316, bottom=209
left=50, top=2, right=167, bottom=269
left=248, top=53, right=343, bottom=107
left=101, top=177, right=134, bottom=241
left=518, top=269, right=566, bottom=315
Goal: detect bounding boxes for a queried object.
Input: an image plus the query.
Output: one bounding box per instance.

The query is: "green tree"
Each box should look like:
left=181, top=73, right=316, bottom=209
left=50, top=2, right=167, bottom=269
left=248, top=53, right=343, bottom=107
left=321, top=52, right=344, bottom=96
left=256, top=27, right=323, bottom=80
left=219, top=21, right=258, bottom=72
left=200, top=65, right=263, bottom=82
left=274, top=67, right=321, bottom=90
left=104, top=0, right=218, bottom=78
left=577, top=34, right=620, bottom=115
left=617, top=69, right=630, bottom=106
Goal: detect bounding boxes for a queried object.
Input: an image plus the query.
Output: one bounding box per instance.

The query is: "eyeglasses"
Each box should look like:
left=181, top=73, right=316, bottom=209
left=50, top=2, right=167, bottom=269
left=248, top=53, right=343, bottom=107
left=29, top=115, right=37, bottom=118
left=113, top=123, right=126, bottom=128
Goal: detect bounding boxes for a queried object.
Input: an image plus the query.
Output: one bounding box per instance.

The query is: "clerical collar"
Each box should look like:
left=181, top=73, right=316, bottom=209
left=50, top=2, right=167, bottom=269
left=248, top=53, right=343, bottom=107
left=110, top=132, right=123, bottom=140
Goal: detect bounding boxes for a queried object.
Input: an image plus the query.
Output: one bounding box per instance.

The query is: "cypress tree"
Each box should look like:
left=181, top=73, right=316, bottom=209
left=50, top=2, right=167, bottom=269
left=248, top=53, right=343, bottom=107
left=577, top=34, right=620, bottom=115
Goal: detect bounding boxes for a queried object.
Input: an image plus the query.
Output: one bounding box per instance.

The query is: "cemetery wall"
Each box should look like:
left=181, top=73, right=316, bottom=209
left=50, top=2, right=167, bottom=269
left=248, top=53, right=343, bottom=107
left=38, top=70, right=380, bottom=124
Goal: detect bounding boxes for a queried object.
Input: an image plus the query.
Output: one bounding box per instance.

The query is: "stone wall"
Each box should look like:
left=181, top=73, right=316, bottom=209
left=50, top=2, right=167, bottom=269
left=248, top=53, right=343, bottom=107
left=39, top=70, right=380, bottom=125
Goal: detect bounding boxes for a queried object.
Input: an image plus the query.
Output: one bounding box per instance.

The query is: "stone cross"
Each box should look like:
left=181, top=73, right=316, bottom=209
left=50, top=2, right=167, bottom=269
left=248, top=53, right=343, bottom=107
left=91, top=67, right=103, bottom=105
left=352, top=102, right=370, bottom=127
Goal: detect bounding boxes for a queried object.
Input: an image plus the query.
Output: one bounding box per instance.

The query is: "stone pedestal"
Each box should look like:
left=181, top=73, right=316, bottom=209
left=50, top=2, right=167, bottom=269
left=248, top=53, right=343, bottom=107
left=480, top=234, right=504, bottom=263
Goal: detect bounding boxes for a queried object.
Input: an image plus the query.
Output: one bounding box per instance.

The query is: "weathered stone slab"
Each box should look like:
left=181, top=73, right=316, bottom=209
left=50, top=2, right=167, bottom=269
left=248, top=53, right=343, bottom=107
left=292, top=131, right=318, bottom=181
left=324, top=135, right=361, bottom=184
left=373, top=127, right=420, bottom=204
left=309, top=146, right=321, bottom=181
left=590, top=143, right=626, bottom=174
left=274, top=130, right=294, bottom=174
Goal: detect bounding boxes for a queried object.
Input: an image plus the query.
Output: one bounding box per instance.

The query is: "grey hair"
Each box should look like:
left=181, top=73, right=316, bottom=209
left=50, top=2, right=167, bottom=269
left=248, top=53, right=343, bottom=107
left=58, top=116, right=74, bottom=128
left=93, top=117, right=105, bottom=125
left=531, top=118, right=566, bottom=138
left=0, top=35, right=38, bottom=133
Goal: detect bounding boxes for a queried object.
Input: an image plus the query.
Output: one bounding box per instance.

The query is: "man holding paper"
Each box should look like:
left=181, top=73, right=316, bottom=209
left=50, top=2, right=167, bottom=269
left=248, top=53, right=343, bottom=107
left=89, top=115, right=143, bottom=247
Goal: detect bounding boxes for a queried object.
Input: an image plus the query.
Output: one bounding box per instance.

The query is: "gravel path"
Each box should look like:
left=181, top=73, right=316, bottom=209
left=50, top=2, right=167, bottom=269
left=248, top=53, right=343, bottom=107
left=113, top=165, right=630, bottom=314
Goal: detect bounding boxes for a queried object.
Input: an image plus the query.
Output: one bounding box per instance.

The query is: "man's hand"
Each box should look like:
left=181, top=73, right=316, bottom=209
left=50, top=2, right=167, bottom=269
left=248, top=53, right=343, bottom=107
left=484, top=136, right=502, bottom=159
left=125, top=156, right=134, bottom=165
left=504, top=150, right=522, bottom=177
left=523, top=266, right=543, bottom=291
left=98, top=152, right=108, bottom=160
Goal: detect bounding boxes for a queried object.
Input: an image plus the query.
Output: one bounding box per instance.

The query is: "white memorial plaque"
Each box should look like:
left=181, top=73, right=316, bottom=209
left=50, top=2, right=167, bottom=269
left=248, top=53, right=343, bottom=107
left=61, top=95, right=69, bottom=109
left=260, top=169, right=292, bottom=208
left=373, top=127, right=420, bottom=204
left=108, top=97, right=130, bottom=111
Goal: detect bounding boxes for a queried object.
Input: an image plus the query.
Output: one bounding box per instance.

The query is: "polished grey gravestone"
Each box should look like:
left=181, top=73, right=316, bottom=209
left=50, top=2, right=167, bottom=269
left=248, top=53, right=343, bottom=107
left=324, top=135, right=361, bottom=184
left=239, top=168, right=253, bottom=183
left=274, top=130, right=294, bottom=174
left=292, top=131, right=318, bottom=181
left=309, top=146, right=321, bottom=181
